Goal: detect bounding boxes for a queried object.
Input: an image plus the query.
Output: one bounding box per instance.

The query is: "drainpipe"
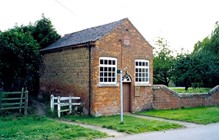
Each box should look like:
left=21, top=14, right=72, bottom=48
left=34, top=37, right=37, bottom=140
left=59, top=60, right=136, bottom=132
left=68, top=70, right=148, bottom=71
left=88, top=43, right=93, bottom=116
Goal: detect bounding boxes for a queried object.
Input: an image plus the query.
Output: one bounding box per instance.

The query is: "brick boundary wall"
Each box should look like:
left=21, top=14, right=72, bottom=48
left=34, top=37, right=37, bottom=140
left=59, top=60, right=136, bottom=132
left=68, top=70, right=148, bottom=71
left=152, top=85, right=219, bottom=109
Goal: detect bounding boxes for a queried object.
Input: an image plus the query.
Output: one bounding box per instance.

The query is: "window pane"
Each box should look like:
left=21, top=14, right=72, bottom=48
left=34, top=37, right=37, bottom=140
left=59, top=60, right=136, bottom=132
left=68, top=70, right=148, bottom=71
left=100, top=59, right=103, bottom=64
left=104, top=72, right=107, bottom=76
left=100, top=67, right=103, bottom=71
left=104, top=60, right=107, bottom=64
left=112, top=78, right=115, bottom=82
left=136, top=73, right=138, bottom=77
left=100, top=78, right=103, bottom=82
left=112, top=72, right=115, bottom=77
left=135, top=78, right=138, bottom=82
left=135, top=68, right=138, bottom=72
left=100, top=72, right=103, bottom=76
left=142, top=73, right=145, bottom=77
left=104, top=78, right=107, bottom=82
left=113, top=60, right=115, bottom=65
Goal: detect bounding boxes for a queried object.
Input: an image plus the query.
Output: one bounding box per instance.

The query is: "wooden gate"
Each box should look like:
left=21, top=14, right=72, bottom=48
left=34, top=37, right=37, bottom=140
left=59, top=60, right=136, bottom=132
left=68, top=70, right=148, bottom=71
left=0, top=88, right=28, bottom=115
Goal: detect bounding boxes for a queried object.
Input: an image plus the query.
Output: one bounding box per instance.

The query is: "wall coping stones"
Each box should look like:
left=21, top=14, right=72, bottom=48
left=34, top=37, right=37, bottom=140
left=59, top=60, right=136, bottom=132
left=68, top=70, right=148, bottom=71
left=209, top=85, right=219, bottom=95
left=153, top=84, right=219, bottom=98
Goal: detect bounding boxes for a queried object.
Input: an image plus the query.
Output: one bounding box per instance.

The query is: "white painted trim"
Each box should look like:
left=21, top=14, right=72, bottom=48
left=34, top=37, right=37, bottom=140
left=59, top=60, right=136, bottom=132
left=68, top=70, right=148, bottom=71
left=135, top=59, right=150, bottom=84
left=99, top=57, right=117, bottom=85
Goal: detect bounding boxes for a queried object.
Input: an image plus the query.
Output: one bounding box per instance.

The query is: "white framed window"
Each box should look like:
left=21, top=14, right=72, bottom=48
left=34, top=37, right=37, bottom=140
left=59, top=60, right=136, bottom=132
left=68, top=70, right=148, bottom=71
left=99, top=57, right=117, bottom=84
left=135, top=60, right=149, bottom=84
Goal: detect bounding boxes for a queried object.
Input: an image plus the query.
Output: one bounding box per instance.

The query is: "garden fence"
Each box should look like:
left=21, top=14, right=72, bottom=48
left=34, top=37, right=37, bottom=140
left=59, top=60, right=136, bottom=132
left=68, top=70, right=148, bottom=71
left=0, top=88, right=28, bottom=115
left=50, top=95, right=81, bottom=117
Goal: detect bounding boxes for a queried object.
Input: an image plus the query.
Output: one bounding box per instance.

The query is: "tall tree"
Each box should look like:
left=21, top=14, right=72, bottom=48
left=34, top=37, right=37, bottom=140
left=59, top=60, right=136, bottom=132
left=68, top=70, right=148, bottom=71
left=191, top=51, right=219, bottom=87
left=208, top=21, right=219, bottom=55
left=33, top=14, right=60, bottom=49
left=0, top=27, right=40, bottom=91
left=173, top=53, right=191, bottom=90
left=174, top=21, right=219, bottom=89
left=193, top=37, right=210, bottom=52
left=153, top=37, right=175, bottom=86
left=0, top=15, right=60, bottom=95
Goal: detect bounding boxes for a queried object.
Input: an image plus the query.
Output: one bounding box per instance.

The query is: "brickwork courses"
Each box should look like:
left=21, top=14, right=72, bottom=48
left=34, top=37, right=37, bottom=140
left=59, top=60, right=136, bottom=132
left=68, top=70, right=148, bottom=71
left=40, top=47, right=90, bottom=113
left=39, top=18, right=219, bottom=116
left=40, top=19, right=154, bottom=116
left=152, top=85, right=219, bottom=109
left=90, top=19, right=153, bottom=116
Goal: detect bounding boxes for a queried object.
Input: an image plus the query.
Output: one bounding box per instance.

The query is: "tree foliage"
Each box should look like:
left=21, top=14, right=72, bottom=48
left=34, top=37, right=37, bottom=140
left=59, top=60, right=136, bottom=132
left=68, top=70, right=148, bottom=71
left=0, top=27, right=40, bottom=91
left=173, top=21, right=219, bottom=88
left=153, top=37, right=175, bottom=86
left=0, top=15, right=60, bottom=94
left=208, top=22, right=219, bottom=55
left=32, top=14, right=60, bottom=49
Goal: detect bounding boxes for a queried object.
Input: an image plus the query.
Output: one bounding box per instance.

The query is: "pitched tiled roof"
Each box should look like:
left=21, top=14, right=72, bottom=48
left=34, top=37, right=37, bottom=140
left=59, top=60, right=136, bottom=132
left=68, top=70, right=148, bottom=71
left=41, top=18, right=127, bottom=52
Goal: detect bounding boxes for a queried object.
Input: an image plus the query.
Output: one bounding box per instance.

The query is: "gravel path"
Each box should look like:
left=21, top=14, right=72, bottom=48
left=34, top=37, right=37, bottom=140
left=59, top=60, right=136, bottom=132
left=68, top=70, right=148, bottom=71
left=58, top=120, right=128, bottom=138
left=56, top=114, right=203, bottom=139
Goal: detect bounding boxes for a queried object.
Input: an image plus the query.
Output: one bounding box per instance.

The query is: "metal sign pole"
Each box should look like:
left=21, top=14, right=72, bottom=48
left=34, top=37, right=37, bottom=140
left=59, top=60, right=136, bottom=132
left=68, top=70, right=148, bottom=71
left=120, top=70, right=123, bottom=123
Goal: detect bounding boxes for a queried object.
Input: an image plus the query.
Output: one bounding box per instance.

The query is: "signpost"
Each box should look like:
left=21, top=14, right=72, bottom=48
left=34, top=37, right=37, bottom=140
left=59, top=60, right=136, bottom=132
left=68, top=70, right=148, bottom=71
left=118, top=69, right=123, bottom=123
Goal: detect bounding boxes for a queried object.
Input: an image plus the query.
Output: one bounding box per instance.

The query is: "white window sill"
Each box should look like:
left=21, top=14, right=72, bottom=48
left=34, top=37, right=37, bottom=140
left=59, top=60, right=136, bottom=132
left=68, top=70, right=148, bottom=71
left=135, top=83, right=151, bottom=87
left=98, top=83, right=119, bottom=87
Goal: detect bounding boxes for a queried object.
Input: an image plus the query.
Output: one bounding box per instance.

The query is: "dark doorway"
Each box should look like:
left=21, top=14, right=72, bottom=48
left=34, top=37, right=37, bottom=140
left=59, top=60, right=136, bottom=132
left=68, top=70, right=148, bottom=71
left=123, top=83, right=131, bottom=112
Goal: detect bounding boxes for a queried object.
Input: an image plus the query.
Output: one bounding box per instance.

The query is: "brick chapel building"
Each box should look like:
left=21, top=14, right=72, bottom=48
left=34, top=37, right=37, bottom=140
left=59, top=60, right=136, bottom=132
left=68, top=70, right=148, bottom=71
left=40, top=18, right=153, bottom=116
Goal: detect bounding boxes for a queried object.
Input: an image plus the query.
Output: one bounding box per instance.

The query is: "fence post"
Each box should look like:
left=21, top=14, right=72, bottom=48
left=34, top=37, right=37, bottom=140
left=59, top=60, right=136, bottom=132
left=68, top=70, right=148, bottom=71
left=19, top=88, right=24, bottom=114
left=50, top=95, right=54, bottom=112
left=69, top=96, right=72, bottom=114
left=24, top=90, right=28, bottom=115
left=57, top=96, right=61, bottom=118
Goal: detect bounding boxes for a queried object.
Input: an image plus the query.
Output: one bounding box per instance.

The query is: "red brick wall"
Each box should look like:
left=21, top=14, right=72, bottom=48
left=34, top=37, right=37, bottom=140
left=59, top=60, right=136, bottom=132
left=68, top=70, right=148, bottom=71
left=152, top=86, right=181, bottom=109
left=211, top=86, right=219, bottom=105
left=152, top=85, right=219, bottom=109
left=40, top=47, right=90, bottom=113
left=90, top=19, right=153, bottom=116
left=40, top=19, right=154, bottom=116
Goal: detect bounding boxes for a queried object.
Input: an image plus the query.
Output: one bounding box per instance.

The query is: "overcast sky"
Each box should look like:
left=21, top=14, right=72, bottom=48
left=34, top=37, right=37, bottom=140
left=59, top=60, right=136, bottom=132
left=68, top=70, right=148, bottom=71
left=1, top=0, right=219, bottom=52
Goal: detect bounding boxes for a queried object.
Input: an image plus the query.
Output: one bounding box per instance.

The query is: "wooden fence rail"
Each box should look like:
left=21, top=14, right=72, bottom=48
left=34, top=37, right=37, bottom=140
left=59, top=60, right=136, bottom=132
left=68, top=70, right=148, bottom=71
left=50, top=95, right=81, bottom=117
left=0, top=88, right=29, bottom=115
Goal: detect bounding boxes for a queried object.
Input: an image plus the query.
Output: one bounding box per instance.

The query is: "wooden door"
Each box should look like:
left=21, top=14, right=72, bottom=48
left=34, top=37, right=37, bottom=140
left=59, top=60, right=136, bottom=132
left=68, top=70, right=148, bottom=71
left=123, top=83, right=131, bottom=112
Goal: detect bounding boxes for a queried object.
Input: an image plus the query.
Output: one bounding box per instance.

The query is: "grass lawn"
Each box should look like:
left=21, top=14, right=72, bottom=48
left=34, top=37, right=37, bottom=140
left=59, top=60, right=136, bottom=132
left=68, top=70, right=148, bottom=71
left=64, top=115, right=182, bottom=134
left=139, top=106, right=219, bottom=124
left=0, top=116, right=107, bottom=140
left=168, top=87, right=210, bottom=93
